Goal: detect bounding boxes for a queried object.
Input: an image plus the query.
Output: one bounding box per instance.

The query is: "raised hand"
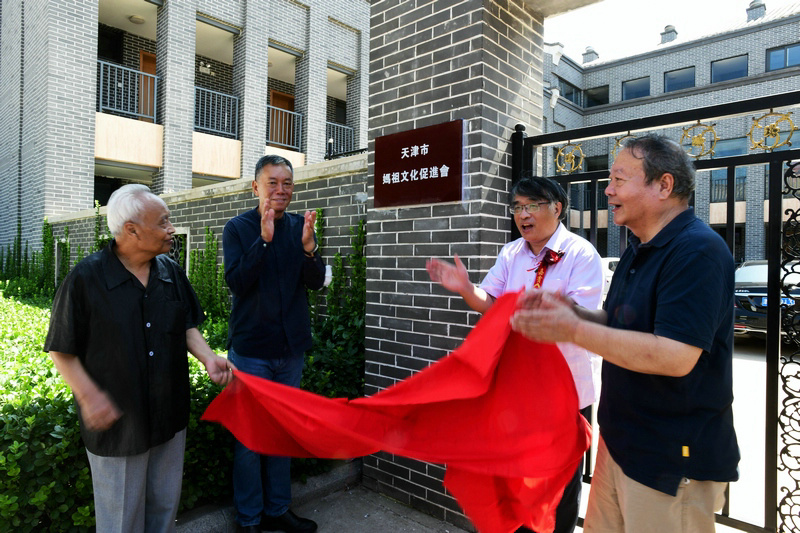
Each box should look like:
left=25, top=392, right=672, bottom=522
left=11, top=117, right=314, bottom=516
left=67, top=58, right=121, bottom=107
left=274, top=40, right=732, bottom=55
left=261, top=208, right=276, bottom=243
left=301, top=210, right=317, bottom=253
left=426, top=254, right=472, bottom=295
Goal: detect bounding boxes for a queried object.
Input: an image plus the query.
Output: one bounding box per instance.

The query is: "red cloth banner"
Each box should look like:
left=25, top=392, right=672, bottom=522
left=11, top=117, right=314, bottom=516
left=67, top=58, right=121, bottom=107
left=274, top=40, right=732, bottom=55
left=202, top=292, right=591, bottom=533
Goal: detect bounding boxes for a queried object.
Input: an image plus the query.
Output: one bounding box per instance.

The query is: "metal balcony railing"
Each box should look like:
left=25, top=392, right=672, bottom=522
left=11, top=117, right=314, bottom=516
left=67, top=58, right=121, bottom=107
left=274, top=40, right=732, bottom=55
left=97, top=60, right=158, bottom=121
left=266, top=105, right=303, bottom=151
left=710, top=174, right=746, bottom=202
left=195, top=87, right=239, bottom=139
left=326, top=122, right=355, bottom=157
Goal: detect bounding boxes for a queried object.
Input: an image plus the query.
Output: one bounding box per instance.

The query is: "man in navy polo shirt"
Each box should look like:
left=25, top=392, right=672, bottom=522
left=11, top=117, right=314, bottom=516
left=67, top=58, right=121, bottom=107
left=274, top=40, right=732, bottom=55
left=223, top=155, right=325, bottom=533
left=510, top=134, right=739, bottom=532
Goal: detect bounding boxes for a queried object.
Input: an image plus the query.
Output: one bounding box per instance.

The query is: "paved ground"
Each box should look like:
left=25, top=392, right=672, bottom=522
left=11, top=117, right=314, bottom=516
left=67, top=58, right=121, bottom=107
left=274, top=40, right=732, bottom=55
left=175, top=460, right=470, bottom=533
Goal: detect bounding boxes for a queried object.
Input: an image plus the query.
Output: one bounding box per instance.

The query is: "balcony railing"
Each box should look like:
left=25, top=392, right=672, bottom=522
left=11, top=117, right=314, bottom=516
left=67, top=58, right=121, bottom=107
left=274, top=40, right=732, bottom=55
left=266, top=105, right=303, bottom=151
left=710, top=173, right=746, bottom=202
left=97, top=60, right=158, bottom=121
left=326, top=122, right=355, bottom=157
left=195, top=87, right=238, bottom=139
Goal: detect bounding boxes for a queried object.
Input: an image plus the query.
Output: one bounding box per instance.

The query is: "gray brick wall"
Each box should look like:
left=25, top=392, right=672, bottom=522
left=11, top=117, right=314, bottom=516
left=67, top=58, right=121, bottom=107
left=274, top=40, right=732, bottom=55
left=295, top=6, right=328, bottom=164
left=0, top=0, right=22, bottom=246
left=25, top=0, right=97, bottom=247
left=154, top=1, right=195, bottom=194
left=49, top=155, right=368, bottom=282
left=234, top=0, right=270, bottom=184
left=365, top=0, right=544, bottom=528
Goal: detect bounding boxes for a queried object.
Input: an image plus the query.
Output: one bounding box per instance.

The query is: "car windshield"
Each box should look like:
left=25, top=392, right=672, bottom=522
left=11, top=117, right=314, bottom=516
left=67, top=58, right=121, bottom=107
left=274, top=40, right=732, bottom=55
left=735, top=263, right=800, bottom=286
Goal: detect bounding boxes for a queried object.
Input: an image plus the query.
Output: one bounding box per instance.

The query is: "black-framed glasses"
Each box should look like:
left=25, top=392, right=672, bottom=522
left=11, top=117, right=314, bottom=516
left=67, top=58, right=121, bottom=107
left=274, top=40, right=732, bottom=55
left=509, top=202, right=551, bottom=215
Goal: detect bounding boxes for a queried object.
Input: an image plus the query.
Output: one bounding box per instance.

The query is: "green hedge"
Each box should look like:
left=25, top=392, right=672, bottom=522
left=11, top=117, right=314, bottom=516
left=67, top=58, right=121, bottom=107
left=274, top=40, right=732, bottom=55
left=0, top=293, right=236, bottom=531
left=0, top=216, right=368, bottom=531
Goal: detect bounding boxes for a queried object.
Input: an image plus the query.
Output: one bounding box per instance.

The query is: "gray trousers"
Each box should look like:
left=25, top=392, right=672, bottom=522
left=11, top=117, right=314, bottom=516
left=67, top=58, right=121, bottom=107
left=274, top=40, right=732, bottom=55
left=86, top=429, right=186, bottom=533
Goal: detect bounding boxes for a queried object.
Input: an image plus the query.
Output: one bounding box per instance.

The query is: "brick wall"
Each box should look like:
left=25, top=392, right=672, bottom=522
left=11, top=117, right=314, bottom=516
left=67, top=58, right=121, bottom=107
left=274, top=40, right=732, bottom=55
left=48, top=155, right=368, bottom=280
left=0, top=0, right=22, bottom=246
left=365, top=1, right=545, bottom=529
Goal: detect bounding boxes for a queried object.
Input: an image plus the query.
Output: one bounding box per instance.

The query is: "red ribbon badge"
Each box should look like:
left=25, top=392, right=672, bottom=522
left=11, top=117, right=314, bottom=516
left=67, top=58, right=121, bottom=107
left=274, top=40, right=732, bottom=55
left=532, top=249, right=564, bottom=289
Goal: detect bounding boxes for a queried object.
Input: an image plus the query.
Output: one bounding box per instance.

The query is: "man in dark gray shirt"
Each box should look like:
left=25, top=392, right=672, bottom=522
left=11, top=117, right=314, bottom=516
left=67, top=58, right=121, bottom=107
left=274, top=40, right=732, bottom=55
left=46, top=184, right=233, bottom=533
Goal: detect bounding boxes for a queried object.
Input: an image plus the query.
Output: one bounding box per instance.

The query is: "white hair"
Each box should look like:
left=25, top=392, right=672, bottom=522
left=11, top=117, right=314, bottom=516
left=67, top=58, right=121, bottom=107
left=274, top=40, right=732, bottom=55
left=106, top=184, right=167, bottom=236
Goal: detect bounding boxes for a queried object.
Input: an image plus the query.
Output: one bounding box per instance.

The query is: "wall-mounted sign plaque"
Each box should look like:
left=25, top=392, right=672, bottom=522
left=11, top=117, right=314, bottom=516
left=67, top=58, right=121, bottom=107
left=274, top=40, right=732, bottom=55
left=374, top=119, right=464, bottom=208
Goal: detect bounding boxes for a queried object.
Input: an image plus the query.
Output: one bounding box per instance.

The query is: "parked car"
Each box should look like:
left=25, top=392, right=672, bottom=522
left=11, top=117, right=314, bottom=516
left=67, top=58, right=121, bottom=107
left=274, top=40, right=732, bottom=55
left=601, top=257, right=619, bottom=301
left=733, top=260, right=800, bottom=339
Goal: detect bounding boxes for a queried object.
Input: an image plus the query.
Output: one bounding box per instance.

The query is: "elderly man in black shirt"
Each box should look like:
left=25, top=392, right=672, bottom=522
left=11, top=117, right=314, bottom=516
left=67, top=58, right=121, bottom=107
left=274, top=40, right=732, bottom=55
left=45, top=184, right=233, bottom=533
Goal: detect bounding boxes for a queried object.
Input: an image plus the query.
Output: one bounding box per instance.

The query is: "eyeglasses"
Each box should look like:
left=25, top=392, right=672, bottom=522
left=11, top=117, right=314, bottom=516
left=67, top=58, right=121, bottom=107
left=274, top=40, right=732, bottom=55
left=509, top=202, right=551, bottom=215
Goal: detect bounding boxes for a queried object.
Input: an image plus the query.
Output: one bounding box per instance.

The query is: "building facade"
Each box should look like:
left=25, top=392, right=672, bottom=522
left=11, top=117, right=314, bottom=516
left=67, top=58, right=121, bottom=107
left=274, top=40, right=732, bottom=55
left=0, top=0, right=370, bottom=248
left=541, top=0, right=800, bottom=263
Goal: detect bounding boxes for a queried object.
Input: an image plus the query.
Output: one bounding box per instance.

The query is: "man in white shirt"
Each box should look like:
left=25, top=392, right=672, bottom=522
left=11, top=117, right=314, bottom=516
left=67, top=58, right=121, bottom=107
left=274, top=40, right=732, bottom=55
left=427, top=174, right=604, bottom=533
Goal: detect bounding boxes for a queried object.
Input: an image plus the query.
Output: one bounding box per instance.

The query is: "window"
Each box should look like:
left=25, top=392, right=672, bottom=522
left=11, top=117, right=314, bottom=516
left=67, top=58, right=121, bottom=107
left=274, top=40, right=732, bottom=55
left=584, top=85, right=609, bottom=108
left=710, top=138, right=747, bottom=202
left=711, top=55, right=748, bottom=83
left=622, top=77, right=649, bottom=100
left=664, top=66, right=695, bottom=92
left=557, top=77, right=582, bottom=106
left=585, top=155, right=608, bottom=171
left=767, top=43, right=800, bottom=71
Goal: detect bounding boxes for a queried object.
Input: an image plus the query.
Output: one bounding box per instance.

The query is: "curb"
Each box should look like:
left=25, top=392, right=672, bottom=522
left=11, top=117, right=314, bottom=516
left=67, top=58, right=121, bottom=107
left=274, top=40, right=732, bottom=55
left=175, top=459, right=363, bottom=532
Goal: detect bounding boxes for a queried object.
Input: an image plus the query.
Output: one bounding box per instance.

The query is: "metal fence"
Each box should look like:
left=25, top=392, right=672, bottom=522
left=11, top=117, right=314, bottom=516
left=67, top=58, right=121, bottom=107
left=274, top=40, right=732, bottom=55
left=266, top=105, right=302, bottom=151
left=195, top=87, right=239, bottom=139
left=325, top=121, right=354, bottom=157
left=97, top=60, right=158, bottom=121
left=514, top=90, right=800, bottom=533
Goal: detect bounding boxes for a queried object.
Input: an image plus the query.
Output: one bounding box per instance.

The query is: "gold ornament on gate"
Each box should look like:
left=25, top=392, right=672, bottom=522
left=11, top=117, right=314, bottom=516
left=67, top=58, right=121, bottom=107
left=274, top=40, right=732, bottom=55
left=612, top=134, right=635, bottom=159
left=555, top=142, right=584, bottom=173
left=680, top=122, right=717, bottom=159
left=749, top=111, right=794, bottom=152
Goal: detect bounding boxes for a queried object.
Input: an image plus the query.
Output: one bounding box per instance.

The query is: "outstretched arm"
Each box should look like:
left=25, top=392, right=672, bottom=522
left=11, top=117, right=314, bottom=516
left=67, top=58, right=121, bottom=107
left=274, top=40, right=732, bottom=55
left=426, top=254, right=495, bottom=313
left=186, top=328, right=236, bottom=386
left=510, top=291, right=701, bottom=377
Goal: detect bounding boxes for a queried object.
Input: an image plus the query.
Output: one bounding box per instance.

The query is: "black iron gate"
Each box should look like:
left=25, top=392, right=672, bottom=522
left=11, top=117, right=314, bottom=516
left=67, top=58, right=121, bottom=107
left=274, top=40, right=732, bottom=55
left=511, top=90, right=800, bottom=532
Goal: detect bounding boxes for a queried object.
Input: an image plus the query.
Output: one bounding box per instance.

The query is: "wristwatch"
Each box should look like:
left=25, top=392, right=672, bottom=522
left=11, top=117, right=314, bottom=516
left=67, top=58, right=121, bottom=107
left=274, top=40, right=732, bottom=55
left=304, top=243, right=318, bottom=257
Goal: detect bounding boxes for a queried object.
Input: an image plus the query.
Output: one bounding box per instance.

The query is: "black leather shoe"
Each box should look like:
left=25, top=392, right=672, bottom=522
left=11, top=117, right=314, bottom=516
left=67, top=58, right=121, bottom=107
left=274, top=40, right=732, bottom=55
left=237, top=525, right=261, bottom=533
left=261, top=509, right=317, bottom=532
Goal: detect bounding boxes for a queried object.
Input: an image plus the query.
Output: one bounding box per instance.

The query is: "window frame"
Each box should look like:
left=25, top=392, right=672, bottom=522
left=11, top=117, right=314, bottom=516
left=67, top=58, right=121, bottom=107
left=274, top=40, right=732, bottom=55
left=766, top=42, right=800, bottom=71
left=556, top=77, right=582, bottom=106
left=711, top=54, right=748, bottom=83
left=664, top=66, right=696, bottom=93
left=584, top=85, right=609, bottom=108
left=621, top=76, right=650, bottom=101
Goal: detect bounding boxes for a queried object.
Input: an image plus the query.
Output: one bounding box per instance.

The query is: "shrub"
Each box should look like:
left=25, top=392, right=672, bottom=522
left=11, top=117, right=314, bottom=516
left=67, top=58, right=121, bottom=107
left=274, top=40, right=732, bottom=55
left=0, top=295, right=236, bottom=530
left=303, top=218, right=367, bottom=399
left=0, top=214, right=369, bottom=529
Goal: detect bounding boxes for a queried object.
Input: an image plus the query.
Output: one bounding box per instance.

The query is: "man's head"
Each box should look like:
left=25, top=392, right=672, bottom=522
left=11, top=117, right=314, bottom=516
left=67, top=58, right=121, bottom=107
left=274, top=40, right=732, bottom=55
left=620, top=134, right=695, bottom=200
left=607, top=134, right=694, bottom=239
left=253, top=155, right=294, bottom=218
left=107, top=184, right=175, bottom=256
left=509, top=175, right=568, bottom=253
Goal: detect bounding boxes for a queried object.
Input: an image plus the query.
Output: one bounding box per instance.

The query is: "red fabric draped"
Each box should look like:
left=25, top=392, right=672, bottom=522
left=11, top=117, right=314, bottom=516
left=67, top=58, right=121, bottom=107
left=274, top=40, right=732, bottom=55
left=202, top=291, right=590, bottom=533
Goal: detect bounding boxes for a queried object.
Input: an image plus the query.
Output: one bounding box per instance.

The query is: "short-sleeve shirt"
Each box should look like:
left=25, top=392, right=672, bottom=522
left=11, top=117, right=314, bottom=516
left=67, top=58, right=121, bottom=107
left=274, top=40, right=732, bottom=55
left=599, top=208, right=740, bottom=496
left=480, top=222, right=604, bottom=409
left=44, top=241, right=204, bottom=457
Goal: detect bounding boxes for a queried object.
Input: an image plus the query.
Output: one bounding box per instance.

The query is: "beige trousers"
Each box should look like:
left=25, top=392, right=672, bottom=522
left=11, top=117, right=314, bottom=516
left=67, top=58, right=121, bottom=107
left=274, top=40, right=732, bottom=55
left=584, top=437, right=727, bottom=533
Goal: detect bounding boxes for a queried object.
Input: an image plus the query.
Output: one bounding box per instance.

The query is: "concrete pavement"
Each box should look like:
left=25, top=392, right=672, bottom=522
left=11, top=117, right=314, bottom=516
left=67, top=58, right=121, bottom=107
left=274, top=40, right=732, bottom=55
left=175, top=459, right=471, bottom=533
